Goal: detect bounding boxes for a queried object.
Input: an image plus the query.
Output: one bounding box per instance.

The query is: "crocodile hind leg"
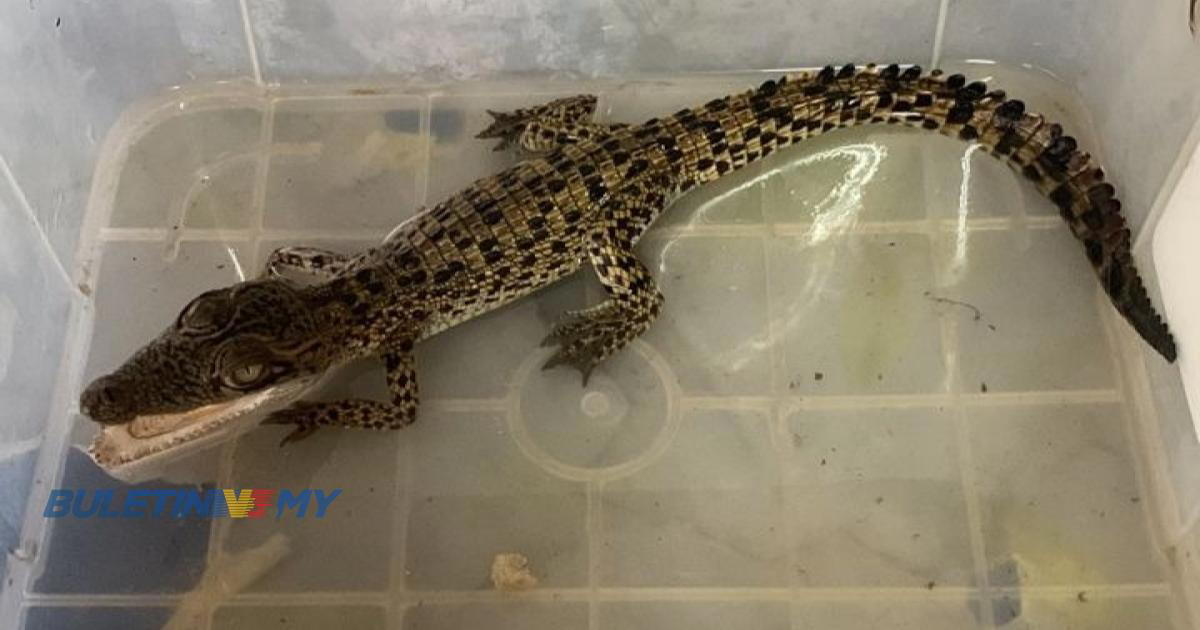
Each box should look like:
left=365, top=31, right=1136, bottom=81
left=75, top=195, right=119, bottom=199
left=542, top=197, right=667, bottom=385
left=263, top=341, right=418, bottom=445
left=476, top=94, right=625, bottom=152
left=263, top=246, right=350, bottom=280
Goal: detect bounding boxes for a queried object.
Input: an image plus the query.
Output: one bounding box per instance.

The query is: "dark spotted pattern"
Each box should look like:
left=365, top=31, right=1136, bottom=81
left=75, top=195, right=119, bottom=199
left=82, top=64, right=1177, bottom=448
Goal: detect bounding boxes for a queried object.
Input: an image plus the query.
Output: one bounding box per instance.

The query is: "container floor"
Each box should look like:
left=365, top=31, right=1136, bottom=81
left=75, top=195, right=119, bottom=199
left=22, top=65, right=1188, bottom=628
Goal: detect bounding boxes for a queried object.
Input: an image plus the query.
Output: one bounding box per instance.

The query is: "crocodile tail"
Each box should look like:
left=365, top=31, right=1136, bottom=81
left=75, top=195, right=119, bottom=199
left=735, top=63, right=1177, bottom=362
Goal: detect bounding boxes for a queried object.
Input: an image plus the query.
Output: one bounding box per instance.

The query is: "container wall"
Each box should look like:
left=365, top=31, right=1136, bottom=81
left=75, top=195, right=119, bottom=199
left=242, top=0, right=941, bottom=81
left=0, top=161, right=74, bottom=582
left=0, top=0, right=255, bottom=269
left=943, top=0, right=1200, bottom=236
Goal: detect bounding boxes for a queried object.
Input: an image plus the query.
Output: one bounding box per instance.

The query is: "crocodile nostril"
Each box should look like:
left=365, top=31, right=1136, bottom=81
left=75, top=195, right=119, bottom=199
left=81, top=376, right=131, bottom=423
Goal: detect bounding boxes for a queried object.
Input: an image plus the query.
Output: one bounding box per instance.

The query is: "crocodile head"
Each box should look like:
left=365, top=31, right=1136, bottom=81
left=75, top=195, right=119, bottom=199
left=80, top=278, right=333, bottom=474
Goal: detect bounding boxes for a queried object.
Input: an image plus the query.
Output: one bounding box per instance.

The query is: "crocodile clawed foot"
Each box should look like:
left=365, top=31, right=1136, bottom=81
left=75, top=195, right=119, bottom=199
left=475, top=109, right=527, bottom=152
left=262, top=402, right=322, bottom=447
left=540, top=318, right=622, bottom=387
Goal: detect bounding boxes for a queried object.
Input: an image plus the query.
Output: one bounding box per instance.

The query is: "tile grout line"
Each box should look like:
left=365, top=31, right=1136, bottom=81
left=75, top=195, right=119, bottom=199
left=587, top=479, right=601, bottom=630
left=247, top=100, right=277, bottom=273
left=236, top=0, right=265, bottom=88
left=193, top=99, right=278, bottom=630
left=96, top=215, right=1068, bottom=244
left=922, top=140, right=997, bottom=629
left=0, top=153, right=77, bottom=292
left=930, top=0, right=952, bottom=70
left=388, top=435, right=414, bottom=629
left=754, top=174, right=805, bottom=628
left=21, top=581, right=1172, bottom=607
left=387, top=96, right=432, bottom=630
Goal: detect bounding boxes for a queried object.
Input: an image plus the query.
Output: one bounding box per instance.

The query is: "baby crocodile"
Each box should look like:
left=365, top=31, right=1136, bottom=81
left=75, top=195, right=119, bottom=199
left=80, top=63, right=1177, bottom=448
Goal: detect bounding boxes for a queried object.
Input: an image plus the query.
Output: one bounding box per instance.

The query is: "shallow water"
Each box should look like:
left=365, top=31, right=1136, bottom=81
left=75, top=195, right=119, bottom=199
left=26, top=63, right=1187, bottom=628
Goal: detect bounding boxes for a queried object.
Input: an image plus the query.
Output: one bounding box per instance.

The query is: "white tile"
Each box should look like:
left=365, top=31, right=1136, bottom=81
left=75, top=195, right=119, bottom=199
left=637, top=235, right=771, bottom=396
left=263, top=98, right=425, bottom=231
left=785, top=407, right=975, bottom=587
left=224, top=422, right=402, bottom=592
left=600, top=602, right=790, bottom=630
left=768, top=233, right=945, bottom=395
left=933, top=228, right=1115, bottom=392
left=404, top=412, right=588, bottom=590
left=111, top=107, right=264, bottom=228
left=600, top=409, right=787, bottom=587
left=969, top=403, right=1162, bottom=585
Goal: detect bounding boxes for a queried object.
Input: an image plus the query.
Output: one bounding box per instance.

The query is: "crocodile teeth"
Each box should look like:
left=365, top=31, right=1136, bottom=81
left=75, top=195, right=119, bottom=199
left=126, top=401, right=239, bottom=438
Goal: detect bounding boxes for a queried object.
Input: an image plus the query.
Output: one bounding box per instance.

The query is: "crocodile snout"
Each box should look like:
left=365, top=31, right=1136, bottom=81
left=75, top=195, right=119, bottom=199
left=80, top=375, right=137, bottom=425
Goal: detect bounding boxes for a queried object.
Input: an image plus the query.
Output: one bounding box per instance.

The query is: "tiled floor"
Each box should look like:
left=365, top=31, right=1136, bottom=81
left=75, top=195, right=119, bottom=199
left=24, top=68, right=1185, bottom=629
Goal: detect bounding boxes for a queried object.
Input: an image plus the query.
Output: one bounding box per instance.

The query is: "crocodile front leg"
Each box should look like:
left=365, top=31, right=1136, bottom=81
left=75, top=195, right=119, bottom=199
left=542, top=205, right=666, bottom=386
left=263, top=341, right=418, bottom=445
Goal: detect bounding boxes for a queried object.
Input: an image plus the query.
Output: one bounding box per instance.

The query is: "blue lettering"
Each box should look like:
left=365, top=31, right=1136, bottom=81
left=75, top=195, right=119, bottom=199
left=43, top=490, right=73, bottom=518
left=72, top=490, right=102, bottom=517
left=97, top=489, right=122, bottom=518
left=275, top=489, right=311, bottom=518
left=173, top=489, right=217, bottom=518
left=144, top=489, right=176, bottom=517
left=123, top=489, right=152, bottom=518
left=312, top=489, right=342, bottom=518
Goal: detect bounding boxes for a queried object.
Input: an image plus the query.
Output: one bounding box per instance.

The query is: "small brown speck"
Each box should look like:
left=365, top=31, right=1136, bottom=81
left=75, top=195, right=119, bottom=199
left=888, top=241, right=896, bottom=247
left=216, top=264, right=226, bottom=270
left=875, top=496, right=884, bottom=504
left=1077, top=590, right=1089, bottom=603
left=819, top=458, right=827, bottom=466
left=926, top=581, right=936, bottom=590
left=814, top=371, right=824, bottom=381
left=980, top=382, right=988, bottom=393
left=77, top=283, right=92, bottom=297
left=1131, top=496, right=1140, bottom=503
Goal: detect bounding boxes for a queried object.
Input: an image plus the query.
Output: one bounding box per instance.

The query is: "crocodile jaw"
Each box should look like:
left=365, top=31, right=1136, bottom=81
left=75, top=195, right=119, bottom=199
left=87, top=375, right=320, bottom=482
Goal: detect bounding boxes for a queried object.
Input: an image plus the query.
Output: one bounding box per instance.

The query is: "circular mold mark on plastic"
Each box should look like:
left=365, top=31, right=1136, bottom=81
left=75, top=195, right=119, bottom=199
left=507, top=340, right=681, bottom=482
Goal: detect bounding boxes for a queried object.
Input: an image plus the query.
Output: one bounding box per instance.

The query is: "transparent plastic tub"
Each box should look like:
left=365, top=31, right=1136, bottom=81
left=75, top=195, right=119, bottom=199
left=2, top=4, right=1200, bottom=628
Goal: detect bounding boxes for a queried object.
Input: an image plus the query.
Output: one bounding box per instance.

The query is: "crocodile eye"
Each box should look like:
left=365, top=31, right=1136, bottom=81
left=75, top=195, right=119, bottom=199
left=224, top=363, right=266, bottom=389
left=177, top=290, right=231, bottom=335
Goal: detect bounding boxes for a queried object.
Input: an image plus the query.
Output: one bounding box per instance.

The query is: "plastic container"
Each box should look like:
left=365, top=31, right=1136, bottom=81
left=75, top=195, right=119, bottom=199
left=2, top=2, right=1199, bottom=629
